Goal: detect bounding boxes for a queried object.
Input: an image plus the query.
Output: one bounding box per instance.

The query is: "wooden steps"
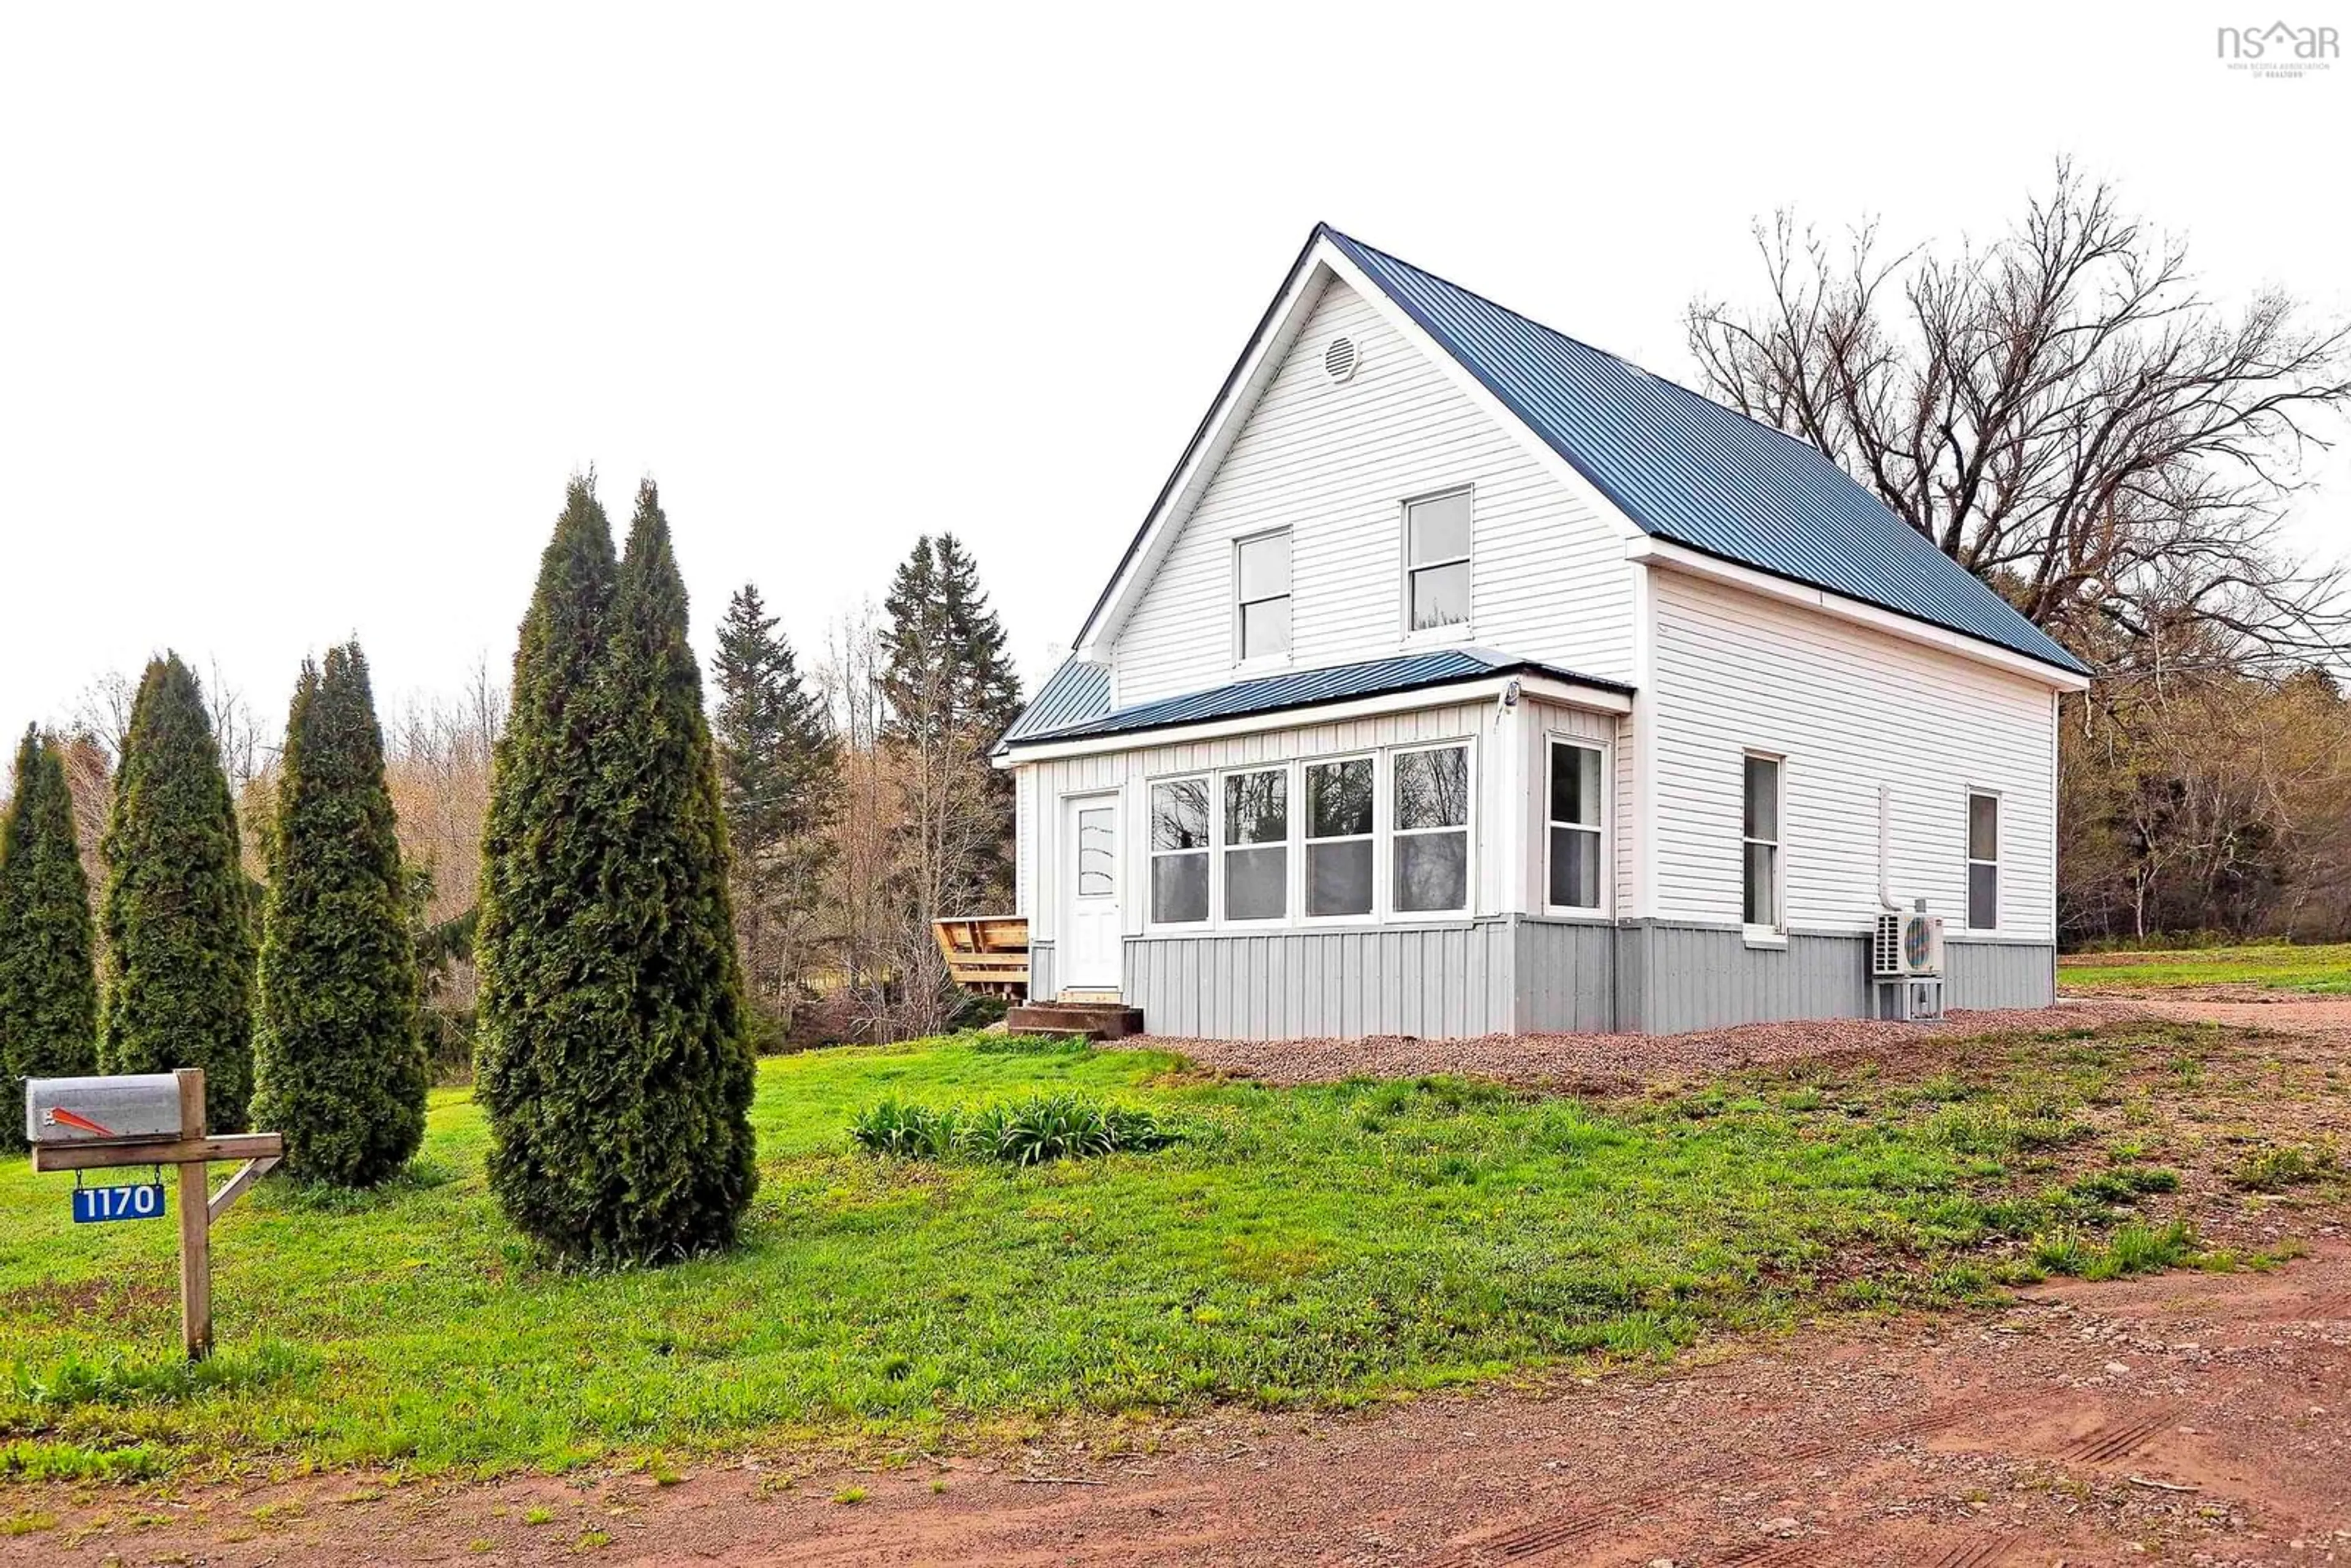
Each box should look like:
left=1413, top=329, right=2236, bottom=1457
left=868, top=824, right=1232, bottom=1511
left=1004, top=1002, right=1146, bottom=1041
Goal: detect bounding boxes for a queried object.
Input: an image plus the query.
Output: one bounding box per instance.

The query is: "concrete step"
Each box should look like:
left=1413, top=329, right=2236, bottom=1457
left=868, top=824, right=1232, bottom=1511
left=1007, top=1002, right=1146, bottom=1040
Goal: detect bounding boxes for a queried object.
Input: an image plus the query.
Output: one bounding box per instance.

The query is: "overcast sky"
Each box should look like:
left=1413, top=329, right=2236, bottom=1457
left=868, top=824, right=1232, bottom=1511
left=2, top=2, right=2344, bottom=745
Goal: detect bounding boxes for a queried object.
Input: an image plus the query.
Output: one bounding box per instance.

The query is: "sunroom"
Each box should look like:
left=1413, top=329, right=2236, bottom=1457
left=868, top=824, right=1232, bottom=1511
left=994, top=649, right=1635, bottom=1039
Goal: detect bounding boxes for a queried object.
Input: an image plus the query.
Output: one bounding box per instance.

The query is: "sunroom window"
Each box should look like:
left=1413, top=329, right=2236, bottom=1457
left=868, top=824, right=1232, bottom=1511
left=1305, top=757, right=1374, bottom=917
left=1547, top=741, right=1603, bottom=910
left=1223, top=768, right=1289, bottom=921
left=1392, top=745, right=1470, bottom=913
left=1149, top=778, right=1209, bottom=924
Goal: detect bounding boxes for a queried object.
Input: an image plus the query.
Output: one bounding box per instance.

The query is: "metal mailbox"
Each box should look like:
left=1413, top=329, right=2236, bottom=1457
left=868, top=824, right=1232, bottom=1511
left=24, top=1074, right=186, bottom=1146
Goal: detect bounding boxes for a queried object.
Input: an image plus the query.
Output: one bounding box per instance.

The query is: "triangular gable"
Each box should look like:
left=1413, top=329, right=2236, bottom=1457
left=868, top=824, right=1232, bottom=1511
left=1069, top=224, right=2090, bottom=683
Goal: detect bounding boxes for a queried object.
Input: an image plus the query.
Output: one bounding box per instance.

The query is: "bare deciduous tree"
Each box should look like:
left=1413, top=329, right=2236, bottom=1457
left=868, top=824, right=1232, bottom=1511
left=1687, top=162, right=2351, bottom=666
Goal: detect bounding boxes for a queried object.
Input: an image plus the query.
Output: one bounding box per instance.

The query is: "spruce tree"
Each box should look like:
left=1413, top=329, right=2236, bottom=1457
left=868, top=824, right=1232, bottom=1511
left=880, top=533, right=1024, bottom=912
left=477, top=477, right=757, bottom=1262
left=0, top=729, right=98, bottom=1152
left=251, top=643, right=429, bottom=1185
left=713, top=583, right=836, bottom=1023
left=98, top=655, right=256, bottom=1131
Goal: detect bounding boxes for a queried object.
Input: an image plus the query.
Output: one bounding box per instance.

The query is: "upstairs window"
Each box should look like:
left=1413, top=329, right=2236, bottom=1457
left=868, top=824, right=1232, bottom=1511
left=1967, top=792, right=1999, bottom=929
left=1392, top=744, right=1471, bottom=913
left=1547, top=741, right=1604, bottom=910
left=1149, top=778, right=1210, bottom=925
left=1234, top=530, right=1291, bottom=661
left=1742, top=753, right=1782, bottom=931
left=1404, top=491, right=1472, bottom=631
left=1223, top=768, right=1289, bottom=921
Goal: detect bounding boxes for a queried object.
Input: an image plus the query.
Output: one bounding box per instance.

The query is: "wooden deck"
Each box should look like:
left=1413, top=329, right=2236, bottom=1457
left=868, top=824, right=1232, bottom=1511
left=932, top=917, right=1030, bottom=998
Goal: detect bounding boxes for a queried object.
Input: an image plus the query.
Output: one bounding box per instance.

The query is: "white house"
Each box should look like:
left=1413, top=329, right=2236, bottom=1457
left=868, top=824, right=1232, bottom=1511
left=994, top=226, right=2091, bottom=1038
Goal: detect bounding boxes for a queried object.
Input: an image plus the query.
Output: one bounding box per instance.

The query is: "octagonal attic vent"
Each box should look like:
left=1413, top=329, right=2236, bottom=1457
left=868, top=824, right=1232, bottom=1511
left=1323, top=335, right=1360, bottom=383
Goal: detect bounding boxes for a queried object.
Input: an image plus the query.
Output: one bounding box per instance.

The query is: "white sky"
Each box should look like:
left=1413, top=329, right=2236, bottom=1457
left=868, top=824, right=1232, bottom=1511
left=2, top=1, right=2345, bottom=741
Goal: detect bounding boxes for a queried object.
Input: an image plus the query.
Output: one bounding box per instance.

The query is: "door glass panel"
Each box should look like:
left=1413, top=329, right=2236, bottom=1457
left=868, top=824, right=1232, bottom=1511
left=1076, top=807, right=1114, bottom=897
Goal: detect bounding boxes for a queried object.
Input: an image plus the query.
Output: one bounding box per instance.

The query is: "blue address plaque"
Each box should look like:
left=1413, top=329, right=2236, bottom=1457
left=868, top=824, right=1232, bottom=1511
left=71, top=1184, right=167, bottom=1225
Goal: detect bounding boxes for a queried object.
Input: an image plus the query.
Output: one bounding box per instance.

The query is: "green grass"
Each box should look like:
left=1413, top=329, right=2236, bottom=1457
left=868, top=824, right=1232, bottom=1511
left=2059, top=941, right=2351, bottom=994
left=0, top=1025, right=2241, bottom=1477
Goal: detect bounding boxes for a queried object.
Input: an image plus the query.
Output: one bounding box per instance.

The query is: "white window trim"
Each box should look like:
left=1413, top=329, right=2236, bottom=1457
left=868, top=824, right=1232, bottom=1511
left=1302, top=752, right=1381, bottom=925
left=1742, top=749, right=1787, bottom=947
left=1542, top=734, right=1611, bottom=920
left=1965, top=787, right=2001, bottom=932
left=1143, top=773, right=1212, bottom=932
left=1217, top=762, right=1295, bottom=929
left=1399, top=486, right=1474, bottom=644
left=1387, top=738, right=1476, bottom=919
left=1232, top=527, right=1293, bottom=669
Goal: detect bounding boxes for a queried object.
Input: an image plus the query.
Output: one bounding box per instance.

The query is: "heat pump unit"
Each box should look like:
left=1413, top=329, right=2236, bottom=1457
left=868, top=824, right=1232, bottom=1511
left=1873, top=910, right=1944, bottom=979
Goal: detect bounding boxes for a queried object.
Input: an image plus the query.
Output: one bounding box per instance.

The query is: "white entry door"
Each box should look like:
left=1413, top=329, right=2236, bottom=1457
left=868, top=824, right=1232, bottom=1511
left=1063, top=794, right=1122, bottom=992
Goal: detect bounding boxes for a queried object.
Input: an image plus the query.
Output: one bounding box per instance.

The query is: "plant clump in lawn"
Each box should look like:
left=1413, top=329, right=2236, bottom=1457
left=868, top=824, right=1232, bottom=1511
left=251, top=642, right=430, bottom=1187
left=475, top=478, right=759, bottom=1265
left=850, top=1090, right=1174, bottom=1164
left=0, top=728, right=97, bottom=1153
left=97, top=653, right=256, bottom=1132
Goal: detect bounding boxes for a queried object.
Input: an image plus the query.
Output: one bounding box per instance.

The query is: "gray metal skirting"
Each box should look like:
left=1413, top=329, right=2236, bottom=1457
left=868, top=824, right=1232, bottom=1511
left=1101, top=921, right=2052, bottom=1041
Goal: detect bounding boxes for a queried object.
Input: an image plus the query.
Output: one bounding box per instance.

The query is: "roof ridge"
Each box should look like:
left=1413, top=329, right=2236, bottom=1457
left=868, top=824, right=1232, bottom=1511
left=1321, top=227, right=1840, bottom=467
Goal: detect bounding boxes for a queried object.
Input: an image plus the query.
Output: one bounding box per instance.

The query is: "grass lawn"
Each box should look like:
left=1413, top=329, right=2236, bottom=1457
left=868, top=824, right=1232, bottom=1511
left=0, top=1021, right=2330, bottom=1480
left=2059, top=942, right=2351, bottom=994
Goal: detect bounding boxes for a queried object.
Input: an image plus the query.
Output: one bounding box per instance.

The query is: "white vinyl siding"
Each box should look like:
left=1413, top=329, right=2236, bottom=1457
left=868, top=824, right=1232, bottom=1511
left=1647, top=571, right=2058, bottom=941
left=1110, top=278, right=1638, bottom=705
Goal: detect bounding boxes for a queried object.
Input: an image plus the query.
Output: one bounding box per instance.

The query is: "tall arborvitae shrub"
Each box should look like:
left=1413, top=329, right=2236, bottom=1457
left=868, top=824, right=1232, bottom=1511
left=252, top=643, right=429, bottom=1185
left=478, top=478, right=757, bottom=1262
left=0, top=728, right=98, bottom=1152
left=98, top=655, right=255, bottom=1131
left=593, top=480, right=759, bottom=1253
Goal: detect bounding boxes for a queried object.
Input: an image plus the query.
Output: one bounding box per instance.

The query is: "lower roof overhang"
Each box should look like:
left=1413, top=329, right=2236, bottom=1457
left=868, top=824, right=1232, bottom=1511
left=995, top=659, right=1632, bottom=767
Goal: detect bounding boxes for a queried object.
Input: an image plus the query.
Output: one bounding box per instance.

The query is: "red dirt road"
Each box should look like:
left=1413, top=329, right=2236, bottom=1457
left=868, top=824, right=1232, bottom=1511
left=11, top=1247, right=2349, bottom=1566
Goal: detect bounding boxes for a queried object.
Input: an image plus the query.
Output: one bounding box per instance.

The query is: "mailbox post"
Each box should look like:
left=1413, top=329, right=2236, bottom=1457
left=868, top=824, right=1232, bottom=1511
left=24, top=1068, right=283, bottom=1360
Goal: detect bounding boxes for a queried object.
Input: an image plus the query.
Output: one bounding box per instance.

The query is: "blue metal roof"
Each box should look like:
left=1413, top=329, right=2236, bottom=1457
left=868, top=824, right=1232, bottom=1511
left=1002, top=658, right=1113, bottom=745
left=1320, top=229, right=2091, bottom=676
left=1003, top=648, right=1629, bottom=749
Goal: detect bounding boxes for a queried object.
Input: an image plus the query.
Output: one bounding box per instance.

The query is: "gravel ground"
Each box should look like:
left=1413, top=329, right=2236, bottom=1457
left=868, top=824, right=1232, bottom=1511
left=1114, top=999, right=2149, bottom=1092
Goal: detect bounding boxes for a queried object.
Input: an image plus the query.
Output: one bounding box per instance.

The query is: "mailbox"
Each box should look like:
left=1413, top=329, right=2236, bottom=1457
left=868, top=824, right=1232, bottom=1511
left=24, top=1075, right=186, bottom=1146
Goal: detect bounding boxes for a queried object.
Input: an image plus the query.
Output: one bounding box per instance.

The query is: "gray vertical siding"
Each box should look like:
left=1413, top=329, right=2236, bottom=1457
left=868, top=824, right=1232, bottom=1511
left=1515, top=919, right=1618, bottom=1032
left=1123, top=922, right=1515, bottom=1039
left=1944, top=939, right=2055, bottom=1010
left=1027, top=941, right=1057, bottom=1007
left=1092, top=920, right=2052, bottom=1041
left=1618, top=925, right=1871, bottom=1035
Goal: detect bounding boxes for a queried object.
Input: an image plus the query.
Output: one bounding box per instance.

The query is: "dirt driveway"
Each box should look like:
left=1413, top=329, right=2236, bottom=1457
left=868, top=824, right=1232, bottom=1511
left=9, top=994, right=2349, bottom=1567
